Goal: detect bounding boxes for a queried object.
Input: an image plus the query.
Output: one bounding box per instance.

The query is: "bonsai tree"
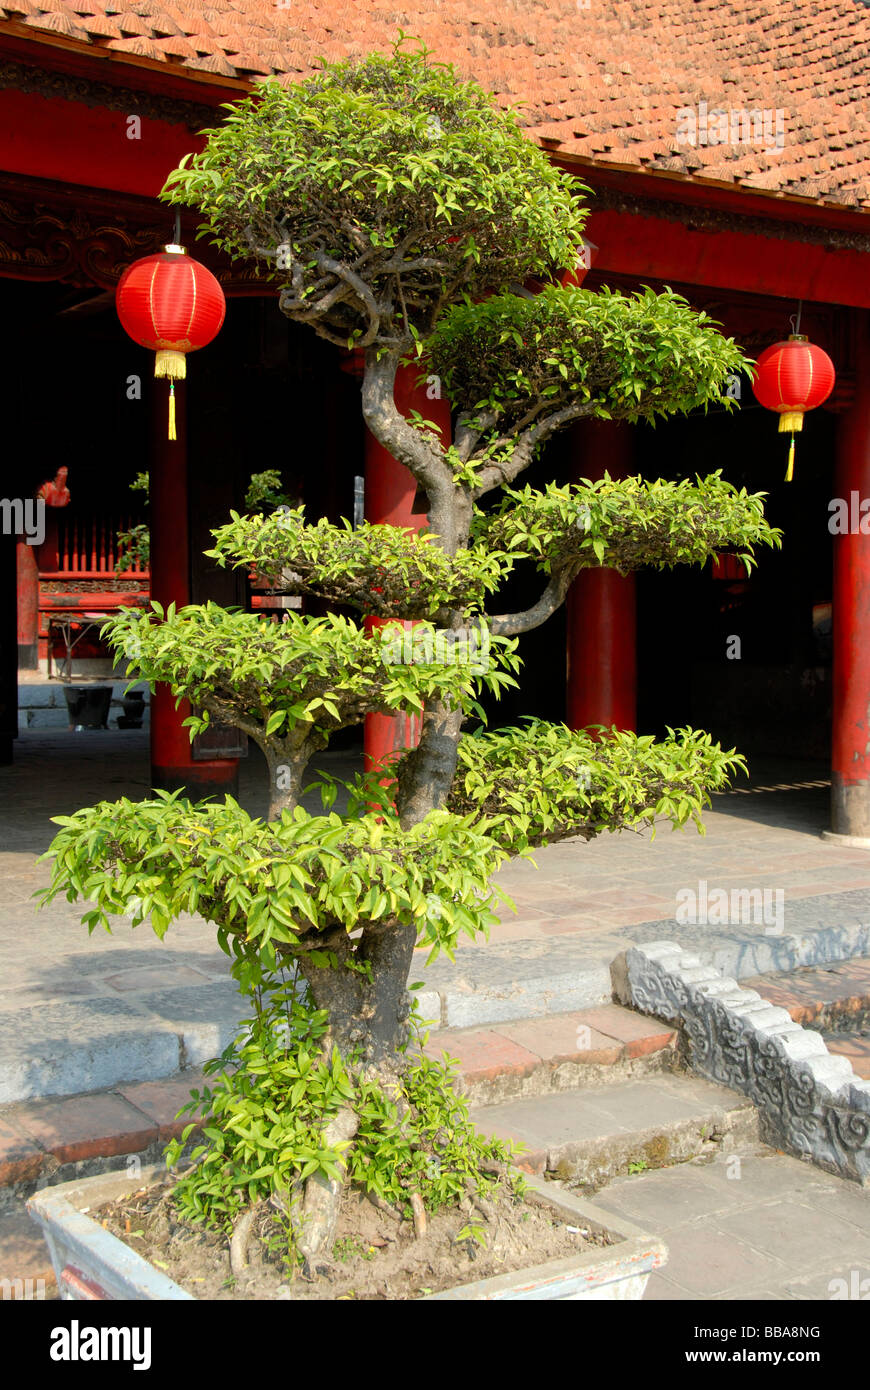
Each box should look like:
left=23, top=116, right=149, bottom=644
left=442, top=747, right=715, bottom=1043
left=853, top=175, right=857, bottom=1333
left=42, top=43, right=781, bottom=1278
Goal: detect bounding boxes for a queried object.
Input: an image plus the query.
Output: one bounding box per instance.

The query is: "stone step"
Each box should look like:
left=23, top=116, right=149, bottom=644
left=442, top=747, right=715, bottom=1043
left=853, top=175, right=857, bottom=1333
left=0, top=1073, right=206, bottom=1209
left=0, top=1005, right=671, bottom=1201
left=470, top=1073, right=758, bottom=1191
left=422, top=1004, right=678, bottom=1106
left=821, top=1028, right=870, bottom=1080
left=0, top=980, right=247, bottom=1106
left=616, top=940, right=870, bottom=1185
left=416, top=888, right=870, bottom=1032
left=744, top=955, right=870, bottom=1031
left=3, top=889, right=868, bottom=1107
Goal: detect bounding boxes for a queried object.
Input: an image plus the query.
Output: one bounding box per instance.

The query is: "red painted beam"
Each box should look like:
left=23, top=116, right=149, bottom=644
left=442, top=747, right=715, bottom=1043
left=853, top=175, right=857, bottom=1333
left=0, top=87, right=203, bottom=199
left=585, top=206, right=870, bottom=310
left=831, top=311, right=870, bottom=837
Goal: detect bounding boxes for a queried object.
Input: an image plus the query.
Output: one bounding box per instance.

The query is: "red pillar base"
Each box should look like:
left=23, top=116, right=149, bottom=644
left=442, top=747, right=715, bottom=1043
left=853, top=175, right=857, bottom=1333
left=16, top=540, right=39, bottom=670
left=151, top=761, right=239, bottom=799
left=150, top=684, right=238, bottom=800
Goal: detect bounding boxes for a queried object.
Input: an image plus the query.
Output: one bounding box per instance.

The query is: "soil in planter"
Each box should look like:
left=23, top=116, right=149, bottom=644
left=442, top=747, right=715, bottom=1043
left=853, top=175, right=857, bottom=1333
left=98, top=1180, right=613, bottom=1300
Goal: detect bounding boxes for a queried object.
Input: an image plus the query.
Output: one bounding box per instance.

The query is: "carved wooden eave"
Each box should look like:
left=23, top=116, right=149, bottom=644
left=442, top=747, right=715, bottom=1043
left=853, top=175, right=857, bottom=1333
left=0, top=58, right=220, bottom=132
left=0, top=171, right=270, bottom=294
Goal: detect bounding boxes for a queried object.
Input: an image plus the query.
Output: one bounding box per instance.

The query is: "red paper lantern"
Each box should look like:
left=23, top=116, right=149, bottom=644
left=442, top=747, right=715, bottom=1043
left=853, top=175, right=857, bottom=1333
left=751, top=333, right=835, bottom=482
left=116, top=243, right=225, bottom=440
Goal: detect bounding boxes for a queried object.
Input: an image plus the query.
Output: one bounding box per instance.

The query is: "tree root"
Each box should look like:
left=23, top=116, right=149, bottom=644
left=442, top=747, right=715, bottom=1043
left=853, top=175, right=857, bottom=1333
left=470, top=1193, right=496, bottom=1223
left=464, top=1178, right=496, bottom=1222
left=229, top=1202, right=262, bottom=1279
left=410, top=1191, right=427, bottom=1239
left=296, top=1107, right=359, bottom=1274
left=367, top=1192, right=404, bottom=1222
left=479, top=1157, right=509, bottom=1179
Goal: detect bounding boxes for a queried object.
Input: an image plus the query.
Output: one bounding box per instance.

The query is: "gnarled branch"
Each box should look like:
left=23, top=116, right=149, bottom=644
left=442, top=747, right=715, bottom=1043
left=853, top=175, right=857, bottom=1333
left=471, top=401, right=597, bottom=499
left=488, top=564, right=579, bottom=637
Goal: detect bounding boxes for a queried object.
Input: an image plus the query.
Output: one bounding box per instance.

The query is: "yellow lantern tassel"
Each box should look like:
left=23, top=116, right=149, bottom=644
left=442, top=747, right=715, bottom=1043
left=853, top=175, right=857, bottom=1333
left=785, top=435, right=795, bottom=483
left=168, top=380, right=177, bottom=442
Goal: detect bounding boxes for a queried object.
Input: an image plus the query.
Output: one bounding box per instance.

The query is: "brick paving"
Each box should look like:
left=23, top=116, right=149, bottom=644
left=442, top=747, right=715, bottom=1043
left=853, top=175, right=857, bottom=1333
left=746, top=957, right=870, bottom=1027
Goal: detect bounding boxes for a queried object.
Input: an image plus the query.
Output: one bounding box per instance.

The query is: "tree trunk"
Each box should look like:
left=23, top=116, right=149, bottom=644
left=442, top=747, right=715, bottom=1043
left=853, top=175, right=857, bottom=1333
left=293, top=919, right=418, bottom=1260
left=297, top=918, right=417, bottom=1074
left=265, top=746, right=307, bottom=820
left=263, top=729, right=327, bottom=820
left=291, top=350, right=475, bottom=1259
left=396, top=698, right=464, bottom=828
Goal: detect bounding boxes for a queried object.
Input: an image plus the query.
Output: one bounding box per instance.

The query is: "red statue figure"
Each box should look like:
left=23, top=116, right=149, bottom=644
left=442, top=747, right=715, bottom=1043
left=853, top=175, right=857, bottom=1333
left=38, top=467, right=71, bottom=508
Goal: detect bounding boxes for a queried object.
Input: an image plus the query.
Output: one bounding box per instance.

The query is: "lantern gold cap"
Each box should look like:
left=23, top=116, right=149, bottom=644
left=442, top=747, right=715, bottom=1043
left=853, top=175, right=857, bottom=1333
left=787, top=333, right=808, bottom=342
left=164, top=243, right=188, bottom=255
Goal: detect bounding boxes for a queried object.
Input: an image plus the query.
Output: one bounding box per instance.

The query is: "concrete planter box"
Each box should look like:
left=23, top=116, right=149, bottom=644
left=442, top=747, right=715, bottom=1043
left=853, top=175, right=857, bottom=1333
left=29, top=1167, right=666, bottom=1302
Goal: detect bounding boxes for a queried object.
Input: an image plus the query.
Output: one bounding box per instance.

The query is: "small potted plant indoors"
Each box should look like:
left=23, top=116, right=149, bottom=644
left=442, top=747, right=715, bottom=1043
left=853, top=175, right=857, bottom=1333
left=31, top=43, right=779, bottom=1300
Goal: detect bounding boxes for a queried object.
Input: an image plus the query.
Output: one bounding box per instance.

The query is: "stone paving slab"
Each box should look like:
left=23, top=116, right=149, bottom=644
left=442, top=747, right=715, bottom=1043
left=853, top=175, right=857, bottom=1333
left=0, top=981, right=246, bottom=1103
left=586, top=1149, right=870, bottom=1300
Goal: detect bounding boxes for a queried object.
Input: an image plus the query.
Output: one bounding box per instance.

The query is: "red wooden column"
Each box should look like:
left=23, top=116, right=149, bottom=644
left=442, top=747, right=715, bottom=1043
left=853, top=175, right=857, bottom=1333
left=364, top=364, right=450, bottom=774
left=565, top=419, right=637, bottom=732
left=16, top=540, right=38, bottom=670
left=149, top=378, right=238, bottom=798
left=830, top=311, right=870, bottom=841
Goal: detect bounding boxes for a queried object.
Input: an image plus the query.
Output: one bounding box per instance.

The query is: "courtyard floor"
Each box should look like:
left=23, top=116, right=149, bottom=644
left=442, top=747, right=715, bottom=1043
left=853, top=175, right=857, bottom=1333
left=1, top=727, right=869, bottom=1303
left=0, top=728, right=868, bottom=1101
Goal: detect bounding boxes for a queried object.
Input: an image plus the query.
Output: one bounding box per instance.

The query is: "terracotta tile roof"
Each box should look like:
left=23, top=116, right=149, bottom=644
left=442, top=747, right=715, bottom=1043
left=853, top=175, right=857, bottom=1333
left=2, top=0, right=870, bottom=209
